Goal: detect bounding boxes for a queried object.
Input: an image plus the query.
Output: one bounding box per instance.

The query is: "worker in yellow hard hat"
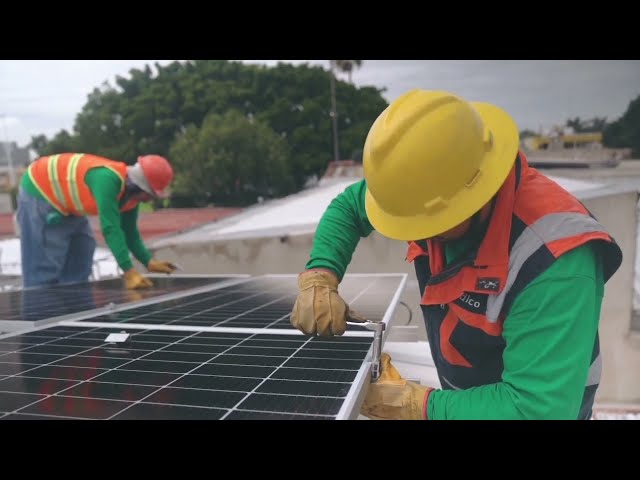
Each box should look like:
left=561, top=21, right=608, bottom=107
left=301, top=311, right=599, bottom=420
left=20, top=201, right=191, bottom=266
left=290, top=89, right=623, bottom=420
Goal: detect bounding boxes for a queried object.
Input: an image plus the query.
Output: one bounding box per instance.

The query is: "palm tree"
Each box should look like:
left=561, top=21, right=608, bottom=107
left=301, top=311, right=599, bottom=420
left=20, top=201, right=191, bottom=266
left=327, top=60, right=364, bottom=162
left=328, top=60, right=340, bottom=162
left=334, top=60, right=363, bottom=84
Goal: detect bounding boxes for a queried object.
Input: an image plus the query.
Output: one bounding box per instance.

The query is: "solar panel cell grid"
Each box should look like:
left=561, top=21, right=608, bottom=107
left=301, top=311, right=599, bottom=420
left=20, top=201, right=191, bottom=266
left=77, top=275, right=403, bottom=330
left=0, top=325, right=373, bottom=420
left=0, top=276, right=239, bottom=323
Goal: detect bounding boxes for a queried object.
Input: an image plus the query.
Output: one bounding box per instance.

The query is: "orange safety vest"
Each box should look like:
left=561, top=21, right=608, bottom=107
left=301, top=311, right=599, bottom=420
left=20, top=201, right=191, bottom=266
left=27, top=153, right=139, bottom=216
left=405, top=151, right=622, bottom=419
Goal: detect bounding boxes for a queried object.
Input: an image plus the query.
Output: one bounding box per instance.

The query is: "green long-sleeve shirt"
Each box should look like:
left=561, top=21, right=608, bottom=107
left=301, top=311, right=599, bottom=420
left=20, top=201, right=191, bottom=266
left=306, top=179, right=604, bottom=420
left=21, top=167, right=152, bottom=272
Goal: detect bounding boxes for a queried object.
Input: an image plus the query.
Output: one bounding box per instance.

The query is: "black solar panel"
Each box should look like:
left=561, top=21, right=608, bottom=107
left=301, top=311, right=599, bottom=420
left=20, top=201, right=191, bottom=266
left=0, top=324, right=373, bottom=420
left=76, top=275, right=404, bottom=330
left=0, top=275, right=242, bottom=327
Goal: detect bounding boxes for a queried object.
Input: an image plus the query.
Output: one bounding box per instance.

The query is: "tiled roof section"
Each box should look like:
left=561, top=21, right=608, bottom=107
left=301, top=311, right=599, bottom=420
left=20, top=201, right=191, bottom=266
left=0, top=208, right=242, bottom=243
left=0, top=214, right=15, bottom=239
left=89, top=207, right=242, bottom=244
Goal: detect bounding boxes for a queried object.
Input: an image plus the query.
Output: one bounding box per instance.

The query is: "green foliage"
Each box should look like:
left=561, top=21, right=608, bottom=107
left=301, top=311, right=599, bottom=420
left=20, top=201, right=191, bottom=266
left=29, top=135, right=50, bottom=154
left=138, top=201, right=155, bottom=213
left=350, top=148, right=363, bottom=162
left=169, top=110, right=295, bottom=206
left=519, top=129, right=537, bottom=138
left=603, top=95, right=640, bottom=157
left=334, top=60, right=363, bottom=83
left=30, top=60, right=388, bottom=205
left=565, top=116, right=608, bottom=133
left=31, top=130, right=77, bottom=156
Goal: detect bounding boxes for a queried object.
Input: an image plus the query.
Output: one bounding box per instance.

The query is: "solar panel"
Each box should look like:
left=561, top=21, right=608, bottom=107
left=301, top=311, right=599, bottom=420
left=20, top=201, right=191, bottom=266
left=0, top=273, right=408, bottom=419
left=0, top=324, right=374, bottom=420
left=73, top=274, right=406, bottom=331
left=0, top=275, right=249, bottom=333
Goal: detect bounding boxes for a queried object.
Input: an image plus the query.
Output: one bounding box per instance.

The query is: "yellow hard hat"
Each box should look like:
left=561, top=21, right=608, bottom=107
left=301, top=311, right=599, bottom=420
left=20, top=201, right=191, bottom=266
left=363, top=89, right=519, bottom=241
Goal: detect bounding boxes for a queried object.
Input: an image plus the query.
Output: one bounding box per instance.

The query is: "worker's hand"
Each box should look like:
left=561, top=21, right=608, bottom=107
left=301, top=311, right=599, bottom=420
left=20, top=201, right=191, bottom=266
left=290, top=269, right=360, bottom=337
left=360, top=353, right=434, bottom=420
left=147, top=259, right=177, bottom=274
left=123, top=268, right=154, bottom=290
left=125, top=290, right=144, bottom=302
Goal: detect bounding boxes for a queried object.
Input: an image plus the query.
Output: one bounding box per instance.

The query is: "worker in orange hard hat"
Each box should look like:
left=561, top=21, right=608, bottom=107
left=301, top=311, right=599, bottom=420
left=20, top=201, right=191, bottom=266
left=16, top=152, right=178, bottom=289
left=290, top=89, right=623, bottom=420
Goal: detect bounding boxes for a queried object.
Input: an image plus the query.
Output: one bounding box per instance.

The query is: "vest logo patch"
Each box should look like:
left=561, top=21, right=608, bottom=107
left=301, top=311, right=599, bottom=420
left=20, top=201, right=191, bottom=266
left=476, top=277, right=500, bottom=292
left=459, top=293, right=481, bottom=309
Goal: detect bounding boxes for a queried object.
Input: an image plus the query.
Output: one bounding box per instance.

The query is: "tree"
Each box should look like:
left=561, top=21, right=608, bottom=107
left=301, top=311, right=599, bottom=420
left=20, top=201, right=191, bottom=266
left=169, top=110, right=295, bottom=206
left=328, top=60, right=340, bottom=162
left=519, top=129, right=537, bottom=138
left=29, top=135, right=49, bottom=155
left=31, top=60, right=389, bottom=203
left=334, top=60, right=363, bottom=84
left=565, top=116, right=608, bottom=133
left=566, top=117, right=582, bottom=132
left=328, top=60, right=364, bottom=162
left=30, top=130, right=76, bottom=156
left=603, top=94, right=640, bottom=157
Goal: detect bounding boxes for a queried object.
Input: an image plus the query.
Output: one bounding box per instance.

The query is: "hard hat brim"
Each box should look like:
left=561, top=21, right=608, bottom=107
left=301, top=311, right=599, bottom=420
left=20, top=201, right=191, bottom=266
left=128, top=163, right=171, bottom=199
left=127, top=164, right=155, bottom=197
left=153, top=189, right=171, bottom=199
left=365, top=102, right=520, bottom=241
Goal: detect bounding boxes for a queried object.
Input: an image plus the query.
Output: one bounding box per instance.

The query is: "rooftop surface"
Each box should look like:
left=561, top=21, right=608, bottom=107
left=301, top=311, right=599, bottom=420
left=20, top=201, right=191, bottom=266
left=0, top=207, right=242, bottom=243
left=150, top=173, right=634, bottom=248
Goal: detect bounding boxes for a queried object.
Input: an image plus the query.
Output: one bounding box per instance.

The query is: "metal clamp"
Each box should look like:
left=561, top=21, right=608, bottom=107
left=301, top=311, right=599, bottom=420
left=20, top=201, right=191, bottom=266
left=347, top=320, right=386, bottom=382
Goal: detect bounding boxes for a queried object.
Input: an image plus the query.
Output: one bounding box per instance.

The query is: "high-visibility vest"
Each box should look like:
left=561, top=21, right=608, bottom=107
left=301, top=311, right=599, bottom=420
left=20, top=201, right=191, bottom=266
left=27, top=153, right=138, bottom=216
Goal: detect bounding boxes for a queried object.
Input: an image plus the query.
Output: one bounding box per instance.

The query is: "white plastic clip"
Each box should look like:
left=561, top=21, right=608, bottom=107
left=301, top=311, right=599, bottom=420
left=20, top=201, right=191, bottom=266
left=105, top=331, right=130, bottom=344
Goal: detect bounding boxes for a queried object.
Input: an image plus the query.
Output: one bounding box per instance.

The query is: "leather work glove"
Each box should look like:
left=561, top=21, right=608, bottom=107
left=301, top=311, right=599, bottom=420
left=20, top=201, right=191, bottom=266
left=125, top=290, right=144, bottom=302
left=361, top=353, right=435, bottom=420
left=290, top=269, right=367, bottom=337
left=147, top=259, right=178, bottom=274
left=123, top=268, right=154, bottom=290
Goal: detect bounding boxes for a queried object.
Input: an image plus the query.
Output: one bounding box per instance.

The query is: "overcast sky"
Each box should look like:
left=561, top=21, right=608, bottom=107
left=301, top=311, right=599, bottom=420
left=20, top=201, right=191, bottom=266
left=1, top=60, right=639, bottom=148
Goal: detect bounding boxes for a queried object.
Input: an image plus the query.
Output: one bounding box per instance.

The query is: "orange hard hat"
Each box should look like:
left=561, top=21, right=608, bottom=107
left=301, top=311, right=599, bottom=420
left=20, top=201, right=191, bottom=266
left=136, top=155, right=174, bottom=198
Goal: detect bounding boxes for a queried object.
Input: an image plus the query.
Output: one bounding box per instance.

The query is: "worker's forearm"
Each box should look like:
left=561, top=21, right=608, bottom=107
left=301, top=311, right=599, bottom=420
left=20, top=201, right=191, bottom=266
left=101, top=224, right=134, bottom=272
left=428, top=372, right=588, bottom=420
left=121, top=207, right=152, bottom=267
left=305, top=180, right=374, bottom=280
left=85, top=169, right=134, bottom=271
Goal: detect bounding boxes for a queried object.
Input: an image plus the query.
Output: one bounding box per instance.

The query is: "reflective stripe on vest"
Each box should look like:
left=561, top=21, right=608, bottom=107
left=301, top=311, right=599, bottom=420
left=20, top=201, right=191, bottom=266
left=67, top=153, right=87, bottom=215
left=485, top=212, right=609, bottom=322
left=586, top=351, right=602, bottom=387
left=47, top=154, right=67, bottom=211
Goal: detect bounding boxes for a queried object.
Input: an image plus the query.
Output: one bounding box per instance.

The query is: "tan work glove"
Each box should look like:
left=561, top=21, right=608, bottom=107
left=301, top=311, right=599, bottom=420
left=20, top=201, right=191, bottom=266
left=290, top=269, right=367, bottom=337
left=123, top=268, right=154, bottom=290
left=147, top=259, right=178, bottom=274
left=361, top=353, right=434, bottom=420
left=125, top=290, right=144, bottom=302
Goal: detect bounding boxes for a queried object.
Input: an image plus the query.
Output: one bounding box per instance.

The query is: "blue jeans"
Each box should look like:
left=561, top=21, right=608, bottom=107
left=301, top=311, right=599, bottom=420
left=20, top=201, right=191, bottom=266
left=17, top=187, right=96, bottom=288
